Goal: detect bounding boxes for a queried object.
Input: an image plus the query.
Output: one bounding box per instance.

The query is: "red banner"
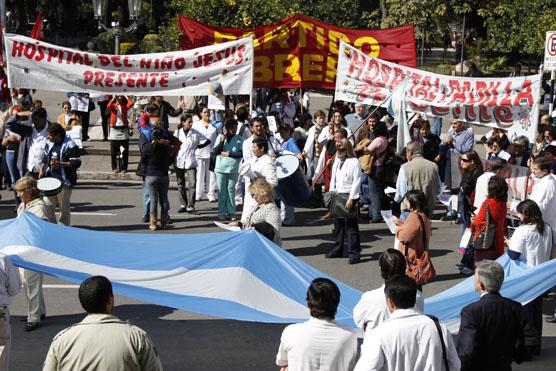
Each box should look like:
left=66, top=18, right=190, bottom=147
left=178, top=14, right=416, bottom=90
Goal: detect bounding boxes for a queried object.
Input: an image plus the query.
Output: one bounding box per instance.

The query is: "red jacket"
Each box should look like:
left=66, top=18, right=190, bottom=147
left=107, top=98, right=134, bottom=128
left=472, top=198, right=507, bottom=260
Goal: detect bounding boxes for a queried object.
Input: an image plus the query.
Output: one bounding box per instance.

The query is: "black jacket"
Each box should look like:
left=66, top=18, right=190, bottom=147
left=158, top=100, right=182, bottom=130
left=457, top=292, right=530, bottom=371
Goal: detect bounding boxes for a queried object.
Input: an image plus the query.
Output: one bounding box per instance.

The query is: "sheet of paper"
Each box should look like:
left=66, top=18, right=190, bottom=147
left=214, top=221, right=241, bottom=231
left=460, top=228, right=472, bottom=250
left=384, top=186, right=396, bottom=194
left=266, top=116, right=277, bottom=132
left=381, top=210, right=396, bottom=235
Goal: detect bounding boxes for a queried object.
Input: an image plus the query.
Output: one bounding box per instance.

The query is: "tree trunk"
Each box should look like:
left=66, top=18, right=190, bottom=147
left=379, top=0, right=388, bottom=21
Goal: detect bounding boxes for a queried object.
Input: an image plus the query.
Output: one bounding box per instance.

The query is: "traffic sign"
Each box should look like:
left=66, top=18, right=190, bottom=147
left=544, top=31, right=556, bottom=70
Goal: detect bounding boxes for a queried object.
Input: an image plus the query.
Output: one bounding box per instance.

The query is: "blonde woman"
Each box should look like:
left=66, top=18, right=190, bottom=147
left=245, top=178, right=281, bottom=245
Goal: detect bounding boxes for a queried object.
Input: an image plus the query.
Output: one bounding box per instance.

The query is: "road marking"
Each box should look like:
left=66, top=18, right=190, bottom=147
left=72, top=212, right=117, bottom=216
left=43, top=284, right=79, bottom=288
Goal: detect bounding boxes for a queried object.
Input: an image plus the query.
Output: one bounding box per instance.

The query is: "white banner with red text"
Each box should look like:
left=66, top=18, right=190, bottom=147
left=335, top=40, right=541, bottom=142
left=4, top=33, right=254, bottom=96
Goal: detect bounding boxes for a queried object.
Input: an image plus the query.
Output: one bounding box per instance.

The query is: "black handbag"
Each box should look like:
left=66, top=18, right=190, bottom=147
left=330, top=192, right=358, bottom=219
left=472, top=202, right=496, bottom=251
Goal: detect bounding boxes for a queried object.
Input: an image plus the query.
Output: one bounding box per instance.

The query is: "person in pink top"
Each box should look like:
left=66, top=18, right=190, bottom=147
left=365, top=118, right=389, bottom=223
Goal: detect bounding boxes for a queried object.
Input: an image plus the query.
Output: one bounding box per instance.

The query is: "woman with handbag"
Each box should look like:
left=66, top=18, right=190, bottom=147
left=468, top=176, right=508, bottom=267
left=365, top=118, right=389, bottom=223
left=393, top=190, right=435, bottom=289
left=325, top=139, right=362, bottom=264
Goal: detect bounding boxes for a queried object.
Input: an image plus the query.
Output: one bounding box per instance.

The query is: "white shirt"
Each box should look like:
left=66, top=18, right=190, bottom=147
left=509, top=224, right=555, bottom=267
left=317, top=126, right=354, bottom=146
left=330, top=157, right=362, bottom=200
left=0, top=252, right=21, bottom=306
left=353, top=284, right=425, bottom=331
left=354, top=308, right=460, bottom=371
left=242, top=135, right=282, bottom=163
left=276, top=317, right=358, bottom=371
left=27, top=123, right=50, bottom=173
left=528, top=174, right=556, bottom=227
left=250, top=154, right=278, bottom=187
left=270, top=100, right=296, bottom=127
left=473, top=172, right=494, bottom=209
left=174, top=128, right=203, bottom=169
left=192, top=120, right=217, bottom=159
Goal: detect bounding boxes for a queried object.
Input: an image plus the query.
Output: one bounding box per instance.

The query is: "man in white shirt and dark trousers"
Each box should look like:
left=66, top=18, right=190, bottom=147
left=354, top=275, right=460, bottom=371
left=174, top=114, right=211, bottom=214
left=0, top=252, right=22, bottom=370
left=275, top=277, right=357, bottom=371
left=325, top=139, right=362, bottom=264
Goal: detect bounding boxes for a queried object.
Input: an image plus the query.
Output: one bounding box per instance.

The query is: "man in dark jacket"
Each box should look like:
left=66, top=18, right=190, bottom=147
left=153, top=96, right=182, bottom=130
left=40, top=123, right=81, bottom=226
left=457, top=260, right=533, bottom=370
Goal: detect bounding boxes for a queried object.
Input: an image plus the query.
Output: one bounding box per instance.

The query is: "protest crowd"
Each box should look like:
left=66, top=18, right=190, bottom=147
left=0, top=8, right=556, bottom=371
left=0, top=78, right=555, bottom=369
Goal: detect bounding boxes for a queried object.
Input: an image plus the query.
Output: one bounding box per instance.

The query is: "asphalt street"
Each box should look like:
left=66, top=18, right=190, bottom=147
left=1, top=181, right=555, bottom=370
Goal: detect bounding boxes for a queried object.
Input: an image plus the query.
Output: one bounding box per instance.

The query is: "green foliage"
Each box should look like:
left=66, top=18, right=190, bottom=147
left=95, top=32, right=116, bottom=54
left=139, top=34, right=164, bottom=53
left=483, top=55, right=509, bottom=72
left=477, top=0, right=556, bottom=56
left=119, top=42, right=137, bottom=55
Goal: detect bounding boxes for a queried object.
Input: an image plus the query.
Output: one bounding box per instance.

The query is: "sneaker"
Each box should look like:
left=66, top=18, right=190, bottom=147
left=178, top=206, right=187, bottom=213
left=187, top=209, right=199, bottom=215
left=217, top=215, right=227, bottom=221
left=454, top=263, right=464, bottom=271
left=112, top=169, right=120, bottom=174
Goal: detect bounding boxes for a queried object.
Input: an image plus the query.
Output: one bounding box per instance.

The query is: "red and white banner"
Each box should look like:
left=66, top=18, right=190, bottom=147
left=483, top=161, right=534, bottom=201
left=4, top=34, right=254, bottom=96
left=335, top=40, right=541, bottom=142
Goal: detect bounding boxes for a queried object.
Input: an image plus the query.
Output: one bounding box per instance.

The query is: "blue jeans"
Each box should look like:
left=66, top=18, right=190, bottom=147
left=367, top=168, right=385, bottom=220
left=432, top=117, right=442, bottom=136
left=5, top=150, right=21, bottom=202
left=145, top=176, right=170, bottom=215
left=142, top=177, right=150, bottom=217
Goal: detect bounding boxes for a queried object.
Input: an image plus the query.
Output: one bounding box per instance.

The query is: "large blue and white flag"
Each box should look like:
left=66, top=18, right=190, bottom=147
left=1, top=213, right=555, bottom=332
left=0, top=212, right=362, bottom=326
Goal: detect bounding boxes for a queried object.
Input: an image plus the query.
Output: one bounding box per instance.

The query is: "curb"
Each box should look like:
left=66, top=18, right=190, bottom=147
left=77, top=171, right=178, bottom=182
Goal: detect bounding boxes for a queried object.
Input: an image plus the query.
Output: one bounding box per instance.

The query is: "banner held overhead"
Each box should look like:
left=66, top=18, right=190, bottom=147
left=5, top=34, right=254, bottom=96
left=178, top=14, right=416, bottom=89
left=335, top=40, right=541, bottom=143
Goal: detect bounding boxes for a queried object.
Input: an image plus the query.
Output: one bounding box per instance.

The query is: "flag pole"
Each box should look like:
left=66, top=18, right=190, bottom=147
left=309, top=76, right=413, bottom=189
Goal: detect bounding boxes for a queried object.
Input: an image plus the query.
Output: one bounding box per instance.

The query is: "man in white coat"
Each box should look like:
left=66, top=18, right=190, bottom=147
left=240, top=138, right=277, bottom=224
left=528, top=157, right=556, bottom=227
left=353, top=249, right=424, bottom=332
left=276, top=277, right=357, bottom=371
left=354, top=275, right=460, bottom=371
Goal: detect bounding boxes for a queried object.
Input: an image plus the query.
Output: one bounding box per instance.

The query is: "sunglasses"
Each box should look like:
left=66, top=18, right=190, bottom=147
left=460, top=158, right=471, bottom=162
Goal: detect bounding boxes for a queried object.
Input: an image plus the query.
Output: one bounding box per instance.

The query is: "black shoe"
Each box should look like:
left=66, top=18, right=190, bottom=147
left=370, top=218, right=382, bottom=224
left=178, top=206, right=187, bottom=213
left=545, top=315, right=556, bottom=323
left=40, top=313, right=46, bottom=320
left=187, top=209, right=199, bottom=215
left=325, top=253, right=342, bottom=259
left=25, top=322, right=39, bottom=332
left=348, top=257, right=361, bottom=265
left=141, top=215, right=149, bottom=223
